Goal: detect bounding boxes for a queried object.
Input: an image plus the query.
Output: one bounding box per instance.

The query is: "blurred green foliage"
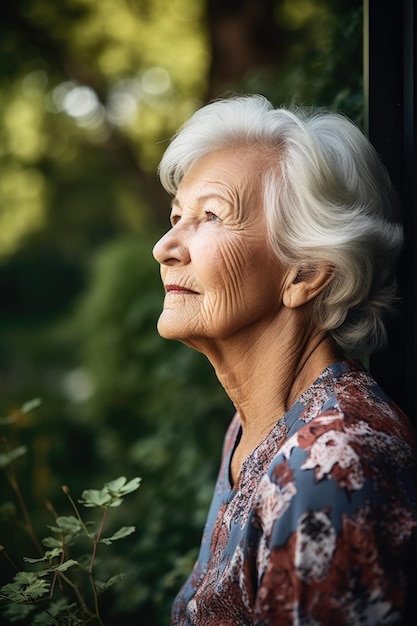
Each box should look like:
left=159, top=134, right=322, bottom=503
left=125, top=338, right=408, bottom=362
left=1, top=458, right=141, bottom=625
left=242, top=0, right=363, bottom=122
left=0, top=0, right=362, bottom=623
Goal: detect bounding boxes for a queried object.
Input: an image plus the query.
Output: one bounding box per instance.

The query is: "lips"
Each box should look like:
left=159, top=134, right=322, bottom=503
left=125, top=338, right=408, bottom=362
left=164, top=284, right=198, bottom=295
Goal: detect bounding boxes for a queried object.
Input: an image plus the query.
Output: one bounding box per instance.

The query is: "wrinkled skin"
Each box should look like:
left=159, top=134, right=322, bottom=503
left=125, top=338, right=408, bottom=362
left=153, top=147, right=339, bottom=482
left=153, top=148, right=287, bottom=352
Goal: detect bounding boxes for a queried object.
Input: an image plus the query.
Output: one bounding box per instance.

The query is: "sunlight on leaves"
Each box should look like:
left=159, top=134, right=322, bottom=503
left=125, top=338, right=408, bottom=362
left=106, top=476, right=141, bottom=496
left=79, top=476, right=141, bottom=508
left=0, top=165, right=47, bottom=256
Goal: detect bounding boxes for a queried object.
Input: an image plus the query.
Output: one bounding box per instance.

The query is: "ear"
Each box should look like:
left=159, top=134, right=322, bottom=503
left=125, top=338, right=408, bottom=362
left=283, top=264, right=334, bottom=309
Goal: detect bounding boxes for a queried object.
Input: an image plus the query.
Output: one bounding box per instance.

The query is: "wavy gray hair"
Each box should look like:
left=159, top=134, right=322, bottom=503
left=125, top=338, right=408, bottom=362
left=158, top=95, right=403, bottom=356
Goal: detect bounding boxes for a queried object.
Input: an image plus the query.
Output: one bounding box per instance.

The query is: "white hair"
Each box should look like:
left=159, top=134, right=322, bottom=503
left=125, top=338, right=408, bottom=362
left=158, top=95, right=403, bottom=356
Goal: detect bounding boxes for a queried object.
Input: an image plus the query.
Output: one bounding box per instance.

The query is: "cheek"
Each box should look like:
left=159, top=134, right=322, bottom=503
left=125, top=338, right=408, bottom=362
left=218, top=239, right=248, bottom=296
left=195, top=235, right=246, bottom=294
left=217, top=237, right=283, bottom=315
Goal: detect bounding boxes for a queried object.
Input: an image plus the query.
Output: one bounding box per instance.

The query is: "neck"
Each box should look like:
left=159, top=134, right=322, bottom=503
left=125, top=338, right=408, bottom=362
left=188, top=308, right=340, bottom=450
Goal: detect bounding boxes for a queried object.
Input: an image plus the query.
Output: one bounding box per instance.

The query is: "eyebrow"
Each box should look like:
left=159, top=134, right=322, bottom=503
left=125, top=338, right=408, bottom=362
left=171, top=193, right=233, bottom=210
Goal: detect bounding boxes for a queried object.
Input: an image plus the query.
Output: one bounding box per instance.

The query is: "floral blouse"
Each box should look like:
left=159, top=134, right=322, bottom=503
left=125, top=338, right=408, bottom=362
left=172, top=360, right=417, bottom=625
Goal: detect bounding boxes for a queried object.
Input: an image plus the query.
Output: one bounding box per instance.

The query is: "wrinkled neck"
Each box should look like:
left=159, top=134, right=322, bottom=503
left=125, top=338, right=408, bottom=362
left=190, top=307, right=340, bottom=437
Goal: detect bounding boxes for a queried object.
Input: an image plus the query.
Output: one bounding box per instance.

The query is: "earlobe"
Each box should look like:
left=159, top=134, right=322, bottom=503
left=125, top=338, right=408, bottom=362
left=283, top=264, right=334, bottom=309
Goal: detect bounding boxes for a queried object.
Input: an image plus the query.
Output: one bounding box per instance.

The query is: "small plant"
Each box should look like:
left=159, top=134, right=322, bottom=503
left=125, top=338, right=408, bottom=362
left=0, top=400, right=141, bottom=625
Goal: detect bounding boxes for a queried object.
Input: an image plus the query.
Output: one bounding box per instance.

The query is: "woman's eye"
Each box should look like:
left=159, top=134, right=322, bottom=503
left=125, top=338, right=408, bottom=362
left=206, top=211, right=221, bottom=223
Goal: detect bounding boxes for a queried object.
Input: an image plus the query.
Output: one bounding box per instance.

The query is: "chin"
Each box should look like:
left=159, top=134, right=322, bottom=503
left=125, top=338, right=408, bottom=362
left=156, top=314, right=189, bottom=341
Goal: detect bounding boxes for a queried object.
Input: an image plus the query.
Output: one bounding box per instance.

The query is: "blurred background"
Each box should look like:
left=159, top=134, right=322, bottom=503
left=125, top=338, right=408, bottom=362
left=0, top=0, right=364, bottom=623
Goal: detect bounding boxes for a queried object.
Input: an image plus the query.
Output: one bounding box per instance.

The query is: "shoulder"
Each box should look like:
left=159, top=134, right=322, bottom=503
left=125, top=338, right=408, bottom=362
left=288, top=359, right=417, bottom=466
left=252, top=363, right=417, bottom=543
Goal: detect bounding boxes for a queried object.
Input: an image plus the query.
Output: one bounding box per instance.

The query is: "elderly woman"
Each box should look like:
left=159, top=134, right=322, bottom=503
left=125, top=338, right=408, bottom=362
left=152, top=95, right=417, bottom=625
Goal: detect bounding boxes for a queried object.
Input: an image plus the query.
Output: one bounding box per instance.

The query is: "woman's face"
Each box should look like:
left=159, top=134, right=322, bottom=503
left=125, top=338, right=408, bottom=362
left=152, top=148, right=287, bottom=348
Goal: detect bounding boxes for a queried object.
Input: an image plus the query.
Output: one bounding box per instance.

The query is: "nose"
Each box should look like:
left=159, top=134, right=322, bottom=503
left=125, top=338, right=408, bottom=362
left=152, top=227, right=190, bottom=266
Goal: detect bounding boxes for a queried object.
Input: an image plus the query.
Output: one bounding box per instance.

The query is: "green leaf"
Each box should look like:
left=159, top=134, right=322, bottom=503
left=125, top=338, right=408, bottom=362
left=32, top=599, right=79, bottom=625
left=54, top=559, right=78, bottom=572
left=107, top=498, right=123, bottom=508
left=21, top=398, right=42, bottom=414
left=47, top=516, right=83, bottom=535
left=106, top=476, right=141, bottom=496
left=2, top=602, right=35, bottom=621
left=0, top=416, right=15, bottom=425
left=95, top=573, right=125, bottom=593
left=0, top=399, right=41, bottom=437
left=24, top=548, right=63, bottom=563
left=78, top=486, right=114, bottom=508
left=78, top=476, right=141, bottom=509
left=100, top=525, right=136, bottom=545
left=0, top=572, right=50, bottom=602
left=0, top=446, right=27, bottom=468
left=42, top=536, right=63, bottom=548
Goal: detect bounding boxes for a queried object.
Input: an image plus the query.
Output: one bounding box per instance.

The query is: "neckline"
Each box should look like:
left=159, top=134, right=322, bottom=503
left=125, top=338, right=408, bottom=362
left=227, top=416, right=289, bottom=490
left=225, top=359, right=361, bottom=490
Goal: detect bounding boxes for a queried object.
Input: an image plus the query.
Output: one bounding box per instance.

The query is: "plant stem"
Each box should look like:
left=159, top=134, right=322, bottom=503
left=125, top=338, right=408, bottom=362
left=63, top=486, right=91, bottom=537
left=89, top=508, right=108, bottom=574
left=0, top=546, right=20, bottom=572
left=6, top=463, right=43, bottom=555
left=49, top=536, right=67, bottom=598
left=63, top=488, right=107, bottom=624
left=59, top=571, right=95, bottom=620
left=39, top=607, right=60, bottom=626
left=87, top=508, right=108, bottom=626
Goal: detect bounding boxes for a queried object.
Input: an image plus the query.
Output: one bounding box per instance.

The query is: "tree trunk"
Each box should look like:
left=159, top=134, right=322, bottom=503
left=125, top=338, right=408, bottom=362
left=205, top=0, right=286, bottom=100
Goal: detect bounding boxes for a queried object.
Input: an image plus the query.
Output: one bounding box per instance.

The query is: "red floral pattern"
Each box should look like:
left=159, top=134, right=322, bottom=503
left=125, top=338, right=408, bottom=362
left=172, top=360, right=417, bottom=625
